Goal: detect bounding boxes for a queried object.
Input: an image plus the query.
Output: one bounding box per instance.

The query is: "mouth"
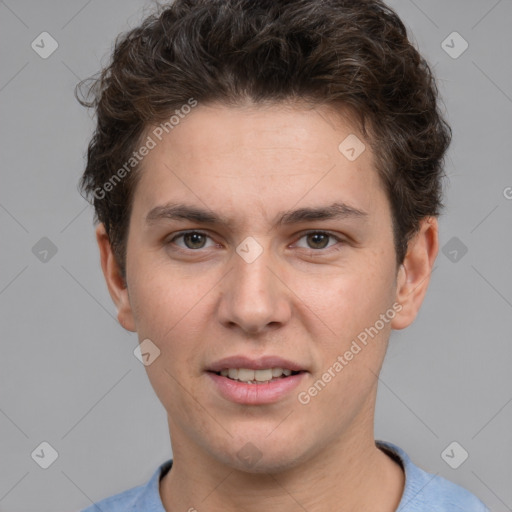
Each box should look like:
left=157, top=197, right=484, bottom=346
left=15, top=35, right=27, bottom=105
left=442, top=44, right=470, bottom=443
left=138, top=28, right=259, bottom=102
left=206, top=357, right=308, bottom=404
left=206, top=355, right=308, bottom=404
left=209, top=367, right=304, bottom=385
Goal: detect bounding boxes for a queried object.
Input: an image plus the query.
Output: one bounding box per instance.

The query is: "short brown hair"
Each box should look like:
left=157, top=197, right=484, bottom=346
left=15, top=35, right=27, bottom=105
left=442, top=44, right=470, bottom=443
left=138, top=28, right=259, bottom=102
left=77, top=0, right=452, bottom=277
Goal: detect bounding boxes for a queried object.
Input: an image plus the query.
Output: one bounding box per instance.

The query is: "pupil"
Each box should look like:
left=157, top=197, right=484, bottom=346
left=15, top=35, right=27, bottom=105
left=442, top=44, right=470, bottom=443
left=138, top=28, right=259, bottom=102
left=185, top=232, right=205, bottom=249
left=309, top=233, right=328, bottom=249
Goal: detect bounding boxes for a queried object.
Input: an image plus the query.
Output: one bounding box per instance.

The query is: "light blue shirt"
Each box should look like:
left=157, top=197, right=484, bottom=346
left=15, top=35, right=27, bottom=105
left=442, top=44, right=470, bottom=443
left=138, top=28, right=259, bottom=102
left=81, top=440, right=489, bottom=511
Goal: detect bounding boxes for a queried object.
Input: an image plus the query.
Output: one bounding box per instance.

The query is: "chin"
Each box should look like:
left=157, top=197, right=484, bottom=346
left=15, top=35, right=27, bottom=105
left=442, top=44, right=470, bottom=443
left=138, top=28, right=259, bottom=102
left=228, top=451, right=305, bottom=474
left=211, top=433, right=310, bottom=474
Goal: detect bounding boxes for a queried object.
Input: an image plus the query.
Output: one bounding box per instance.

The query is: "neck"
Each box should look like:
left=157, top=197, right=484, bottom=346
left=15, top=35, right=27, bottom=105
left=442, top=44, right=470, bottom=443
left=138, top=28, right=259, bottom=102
left=160, top=422, right=404, bottom=512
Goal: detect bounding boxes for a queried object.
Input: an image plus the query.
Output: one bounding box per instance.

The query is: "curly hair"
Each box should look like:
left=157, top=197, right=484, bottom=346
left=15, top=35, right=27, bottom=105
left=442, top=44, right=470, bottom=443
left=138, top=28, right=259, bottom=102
left=77, top=0, right=452, bottom=277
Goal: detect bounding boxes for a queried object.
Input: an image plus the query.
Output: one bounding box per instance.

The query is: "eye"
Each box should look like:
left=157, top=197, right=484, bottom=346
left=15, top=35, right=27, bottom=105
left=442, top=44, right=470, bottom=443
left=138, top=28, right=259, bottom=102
left=166, top=230, right=344, bottom=254
left=167, top=231, right=216, bottom=250
left=294, top=231, right=343, bottom=251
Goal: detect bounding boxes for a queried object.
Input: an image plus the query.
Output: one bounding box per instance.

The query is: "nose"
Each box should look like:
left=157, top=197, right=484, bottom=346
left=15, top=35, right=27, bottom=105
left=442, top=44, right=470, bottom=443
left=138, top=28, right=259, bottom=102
left=217, top=243, right=292, bottom=335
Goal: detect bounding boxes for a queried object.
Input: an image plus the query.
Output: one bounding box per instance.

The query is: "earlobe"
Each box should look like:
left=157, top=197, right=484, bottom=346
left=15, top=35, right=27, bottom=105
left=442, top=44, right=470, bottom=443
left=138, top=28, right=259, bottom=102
left=391, top=217, right=439, bottom=331
left=95, top=224, right=137, bottom=332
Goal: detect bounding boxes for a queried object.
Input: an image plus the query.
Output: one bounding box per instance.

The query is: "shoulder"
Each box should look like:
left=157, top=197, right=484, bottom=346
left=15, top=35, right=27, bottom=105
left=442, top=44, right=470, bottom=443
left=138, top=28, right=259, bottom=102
left=80, top=459, right=173, bottom=512
left=80, top=484, right=144, bottom=512
left=376, top=440, right=489, bottom=512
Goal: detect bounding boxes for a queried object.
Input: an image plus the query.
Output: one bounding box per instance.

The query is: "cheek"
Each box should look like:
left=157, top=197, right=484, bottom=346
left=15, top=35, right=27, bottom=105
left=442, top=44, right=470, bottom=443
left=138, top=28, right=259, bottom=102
left=128, top=257, right=202, bottom=336
left=127, top=266, right=216, bottom=409
left=130, top=275, right=207, bottom=416
left=295, top=260, right=394, bottom=337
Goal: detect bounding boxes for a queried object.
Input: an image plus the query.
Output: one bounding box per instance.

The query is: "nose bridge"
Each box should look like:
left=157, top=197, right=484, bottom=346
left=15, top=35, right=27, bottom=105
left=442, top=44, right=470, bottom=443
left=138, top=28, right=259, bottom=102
left=218, top=237, right=290, bottom=332
left=235, top=243, right=273, bottom=297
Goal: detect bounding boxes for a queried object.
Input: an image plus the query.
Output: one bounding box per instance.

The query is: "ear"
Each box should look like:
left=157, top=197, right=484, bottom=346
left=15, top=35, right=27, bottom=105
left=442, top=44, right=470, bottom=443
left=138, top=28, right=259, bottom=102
left=391, top=217, right=439, bottom=330
left=95, top=224, right=137, bottom=332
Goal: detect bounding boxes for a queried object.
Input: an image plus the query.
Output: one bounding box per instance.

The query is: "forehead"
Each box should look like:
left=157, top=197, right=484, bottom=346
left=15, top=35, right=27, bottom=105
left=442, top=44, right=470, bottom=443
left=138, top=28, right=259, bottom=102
left=147, top=102, right=367, bottom=166
left=132, top=102, right=386, bottom=225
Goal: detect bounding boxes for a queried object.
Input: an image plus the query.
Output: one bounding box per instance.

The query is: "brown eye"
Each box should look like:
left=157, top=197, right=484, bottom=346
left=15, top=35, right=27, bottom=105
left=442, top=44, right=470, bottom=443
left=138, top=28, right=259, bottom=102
left=183, top=232, right=207, bottom=249
left=168, top=231, right=214, bottom=250
left=295, top=231, right=341, bottom=251
left=306, top=232, right=330, bottom=249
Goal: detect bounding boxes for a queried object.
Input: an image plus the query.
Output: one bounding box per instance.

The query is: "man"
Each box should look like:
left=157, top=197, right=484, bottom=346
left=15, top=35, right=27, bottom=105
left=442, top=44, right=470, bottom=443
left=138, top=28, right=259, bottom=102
left=78, top=0, right=489, bottom=510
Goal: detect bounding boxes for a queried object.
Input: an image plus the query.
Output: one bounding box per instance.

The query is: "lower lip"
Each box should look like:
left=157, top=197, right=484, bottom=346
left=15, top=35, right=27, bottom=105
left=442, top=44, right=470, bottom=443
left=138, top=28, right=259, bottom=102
left=207, top=372, right=307, bottom=405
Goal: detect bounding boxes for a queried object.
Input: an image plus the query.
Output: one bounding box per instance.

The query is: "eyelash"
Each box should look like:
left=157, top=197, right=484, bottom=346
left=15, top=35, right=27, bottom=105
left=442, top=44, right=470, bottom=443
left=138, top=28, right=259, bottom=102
left=166, top=230, right=344, bottom=254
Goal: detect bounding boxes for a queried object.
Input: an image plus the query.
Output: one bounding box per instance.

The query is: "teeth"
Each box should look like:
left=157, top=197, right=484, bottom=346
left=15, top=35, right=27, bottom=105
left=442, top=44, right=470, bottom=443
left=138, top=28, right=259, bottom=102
left=217, top=367, right=297, bottom=383
left=238, top=368, right=254, bottom=381
left=272, top=368, right=283, bottom=377
left=254, top=369, right=273, bottom=381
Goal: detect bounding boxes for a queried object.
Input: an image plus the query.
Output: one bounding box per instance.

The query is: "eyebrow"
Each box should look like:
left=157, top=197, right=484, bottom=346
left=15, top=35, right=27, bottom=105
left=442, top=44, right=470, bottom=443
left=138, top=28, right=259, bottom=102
left=145, top=201, right=368, bottom=229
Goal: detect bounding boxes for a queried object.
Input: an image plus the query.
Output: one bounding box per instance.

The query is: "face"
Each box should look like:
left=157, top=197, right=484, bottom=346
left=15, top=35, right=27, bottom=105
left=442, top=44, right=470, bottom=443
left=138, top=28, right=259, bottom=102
left=99, top=101, right=436, bottom=473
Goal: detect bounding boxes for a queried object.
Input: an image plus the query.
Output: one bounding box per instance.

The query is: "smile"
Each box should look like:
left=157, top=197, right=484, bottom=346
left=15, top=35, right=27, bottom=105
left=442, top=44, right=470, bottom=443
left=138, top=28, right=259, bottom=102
left=213, top=367, right=301, bottom=384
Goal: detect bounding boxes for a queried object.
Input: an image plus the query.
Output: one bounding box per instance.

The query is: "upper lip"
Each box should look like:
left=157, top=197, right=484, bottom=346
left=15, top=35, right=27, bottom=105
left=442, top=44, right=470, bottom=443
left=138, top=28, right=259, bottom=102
left=207, top=355, right=307, bottom=373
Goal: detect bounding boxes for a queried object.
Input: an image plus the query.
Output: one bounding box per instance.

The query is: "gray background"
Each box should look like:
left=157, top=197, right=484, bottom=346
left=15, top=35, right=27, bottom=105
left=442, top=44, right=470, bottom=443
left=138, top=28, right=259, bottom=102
left=0, top=1, right=511, bottom=511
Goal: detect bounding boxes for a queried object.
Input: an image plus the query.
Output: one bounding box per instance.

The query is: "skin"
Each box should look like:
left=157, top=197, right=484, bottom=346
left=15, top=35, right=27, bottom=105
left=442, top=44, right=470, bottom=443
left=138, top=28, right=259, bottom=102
left=97, top=101, right=438, bottom=512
